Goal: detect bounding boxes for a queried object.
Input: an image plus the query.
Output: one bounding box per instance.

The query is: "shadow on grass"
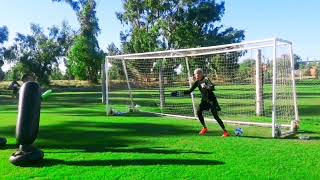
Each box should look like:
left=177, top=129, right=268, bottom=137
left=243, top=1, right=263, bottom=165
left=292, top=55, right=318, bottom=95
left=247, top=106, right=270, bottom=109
left=297, top=92, right=320, bottom=98
left=103, top=147, right=212, bottom=154
left=50, top=111, right=163, bottom=117
left=0, top=144, right=17, bottom=150
left=242, top=130, right=320, bottom=140
left=0, top=120, right=218, bottom=153
left=239, top=135, right=301, bottom=140
left=44, top=146, right=212, bottom=155
left=299, top=130, right=320, bottom=134
left=299, top=105, right=320, bottom=116
left=20, top=158, right=224, bottom=167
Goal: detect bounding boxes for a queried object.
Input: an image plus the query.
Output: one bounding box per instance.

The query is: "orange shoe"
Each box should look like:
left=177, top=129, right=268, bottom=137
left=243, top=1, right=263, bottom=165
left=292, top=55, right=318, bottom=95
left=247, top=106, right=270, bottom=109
left=199, top=128, right=208, bottom=135
left=222, top=131, right=230, bottom=137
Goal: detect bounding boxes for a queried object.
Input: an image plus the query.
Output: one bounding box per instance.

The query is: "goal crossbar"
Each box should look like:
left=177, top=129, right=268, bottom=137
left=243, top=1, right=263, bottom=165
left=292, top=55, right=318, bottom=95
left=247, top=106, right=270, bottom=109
left=106, top=38, right=292, bottom=60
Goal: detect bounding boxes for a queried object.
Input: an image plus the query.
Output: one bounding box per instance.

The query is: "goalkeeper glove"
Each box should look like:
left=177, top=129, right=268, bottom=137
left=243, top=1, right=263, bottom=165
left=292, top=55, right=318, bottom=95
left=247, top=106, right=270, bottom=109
left=201, top=83, right=212, bottom=89
left=171, top=91, right=183, bottom=97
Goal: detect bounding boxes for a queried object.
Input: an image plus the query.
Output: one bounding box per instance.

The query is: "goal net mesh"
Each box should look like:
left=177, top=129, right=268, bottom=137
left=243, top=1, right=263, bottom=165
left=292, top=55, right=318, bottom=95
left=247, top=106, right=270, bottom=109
left=106, top=38, right=298, bottom=137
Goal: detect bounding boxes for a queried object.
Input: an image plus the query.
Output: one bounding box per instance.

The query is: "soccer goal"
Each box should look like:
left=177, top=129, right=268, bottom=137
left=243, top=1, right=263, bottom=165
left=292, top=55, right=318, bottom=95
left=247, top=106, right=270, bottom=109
left=105, top=38, right=299, bottom=138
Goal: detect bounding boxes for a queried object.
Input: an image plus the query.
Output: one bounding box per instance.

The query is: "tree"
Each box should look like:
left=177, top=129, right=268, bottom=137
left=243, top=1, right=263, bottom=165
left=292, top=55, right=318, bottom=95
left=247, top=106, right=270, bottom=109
left=52, top=0, right=86, bottom=12
left=0, top=26, right=9, bottom=44
left=52, top=0, right=103, bottom=83
left=238, top=59, right=255, bottom=82
left=56, top=21, right=77, bottom=80
left=116, top=0, right=245, bottom=106
left=4, top=67, right=20, bottom=81
left=68, top=35, right=103, bottom=83
left=107, top=43, right=122, bottom=56
left=294, top=54, right=302, bottom=70
left=0, top=25, right=9, bottom=81
left=117, top=0, right=245, bottom=81
left=117, top=0, right=245, bottom=51
left=51, top=64, right=65, bottom=80
left=106, top=43, right=123, bottom=80
left=4, top=24, right=64, bottom=85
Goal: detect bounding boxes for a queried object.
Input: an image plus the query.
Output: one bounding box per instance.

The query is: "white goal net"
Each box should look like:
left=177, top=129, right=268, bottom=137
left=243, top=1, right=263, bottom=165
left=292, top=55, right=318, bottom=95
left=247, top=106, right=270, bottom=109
left=105, top=38, right=299, bottom=138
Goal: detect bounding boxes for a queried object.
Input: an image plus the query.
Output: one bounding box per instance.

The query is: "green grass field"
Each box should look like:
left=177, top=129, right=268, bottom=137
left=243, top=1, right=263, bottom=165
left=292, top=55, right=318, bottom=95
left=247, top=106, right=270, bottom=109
left=0, top=82, right=320, bottom=179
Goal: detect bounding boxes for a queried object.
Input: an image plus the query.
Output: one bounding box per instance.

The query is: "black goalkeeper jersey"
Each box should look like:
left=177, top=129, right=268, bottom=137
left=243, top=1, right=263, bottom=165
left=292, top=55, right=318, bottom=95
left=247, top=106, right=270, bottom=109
left=183, top=76, right=216, bottom=102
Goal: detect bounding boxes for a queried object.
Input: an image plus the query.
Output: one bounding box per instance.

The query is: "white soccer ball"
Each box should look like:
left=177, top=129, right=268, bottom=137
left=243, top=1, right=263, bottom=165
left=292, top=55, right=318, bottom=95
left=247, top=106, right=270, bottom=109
left=234, top=127, right=244, bottom=136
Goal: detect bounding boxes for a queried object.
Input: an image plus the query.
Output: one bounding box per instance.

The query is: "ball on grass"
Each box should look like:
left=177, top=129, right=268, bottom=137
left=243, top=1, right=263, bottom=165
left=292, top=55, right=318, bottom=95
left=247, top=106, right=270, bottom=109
left=234, top=128, right=244, bottom=136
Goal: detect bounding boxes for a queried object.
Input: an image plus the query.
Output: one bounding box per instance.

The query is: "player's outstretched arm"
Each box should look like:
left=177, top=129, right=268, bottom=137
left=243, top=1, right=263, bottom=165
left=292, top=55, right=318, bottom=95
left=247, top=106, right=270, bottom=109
left=183, top=80, right=199, bottom=95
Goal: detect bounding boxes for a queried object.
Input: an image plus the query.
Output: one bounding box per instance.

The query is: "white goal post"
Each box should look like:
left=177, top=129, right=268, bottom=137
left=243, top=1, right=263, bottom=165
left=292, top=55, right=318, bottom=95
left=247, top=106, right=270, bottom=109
left=105, top=38, right=299, bottom=138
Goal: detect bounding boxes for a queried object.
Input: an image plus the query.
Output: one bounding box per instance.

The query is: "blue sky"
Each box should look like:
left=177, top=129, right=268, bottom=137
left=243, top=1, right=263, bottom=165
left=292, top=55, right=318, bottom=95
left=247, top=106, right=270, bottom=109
left=0, top=0, right=319, bottom=62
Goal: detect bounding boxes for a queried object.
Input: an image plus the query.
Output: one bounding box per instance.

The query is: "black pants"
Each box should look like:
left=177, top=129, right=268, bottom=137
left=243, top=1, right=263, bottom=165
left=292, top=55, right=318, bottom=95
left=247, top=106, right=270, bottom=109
left=196, top=101, right=225, bottom=130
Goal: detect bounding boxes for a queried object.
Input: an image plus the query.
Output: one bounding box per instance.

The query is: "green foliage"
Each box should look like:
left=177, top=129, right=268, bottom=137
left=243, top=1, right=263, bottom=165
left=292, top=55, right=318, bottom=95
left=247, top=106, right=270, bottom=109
left=238, top=59, right=255, bottom=82
left=3, top=66, right=20, bottom=81
left=118, top=0, right=245, bottom=51
left=294, top=54, right=302, bottom=70
left=57, top=21, right=77, bottom=80
left=68, top=35, right=103, bottom=83
left=55, top=0, right=103, bottom=83
left=0, top=26, right=8, bottom=44
left=107, top=43, right=122, bottom=56
left=107, top=43, right=124, bottom=80
left=3, top=24, right=68, bottom=85
left=78, top=0, right=100, bottom=37
left=52, top=0, right=84, bottom=12
left=117, top=0, right=245, bottom=81
left=0, top=61, right=4, bottom=81
left=0, top=25, right=9, bottom=81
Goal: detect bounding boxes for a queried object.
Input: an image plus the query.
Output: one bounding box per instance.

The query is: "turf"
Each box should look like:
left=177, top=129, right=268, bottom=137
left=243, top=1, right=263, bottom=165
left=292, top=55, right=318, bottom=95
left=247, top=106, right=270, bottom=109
left=0, top=82, right=320, bottom=179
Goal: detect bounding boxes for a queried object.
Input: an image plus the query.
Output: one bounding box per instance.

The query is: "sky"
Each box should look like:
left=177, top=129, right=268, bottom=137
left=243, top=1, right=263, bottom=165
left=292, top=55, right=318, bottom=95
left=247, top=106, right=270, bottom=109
left=0, top=0, right=319, bottom=71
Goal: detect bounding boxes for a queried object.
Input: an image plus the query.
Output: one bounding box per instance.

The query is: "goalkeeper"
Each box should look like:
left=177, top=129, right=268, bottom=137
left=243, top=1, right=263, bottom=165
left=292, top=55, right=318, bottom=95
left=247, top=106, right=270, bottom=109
left=178, top=68, right=230, bottom=137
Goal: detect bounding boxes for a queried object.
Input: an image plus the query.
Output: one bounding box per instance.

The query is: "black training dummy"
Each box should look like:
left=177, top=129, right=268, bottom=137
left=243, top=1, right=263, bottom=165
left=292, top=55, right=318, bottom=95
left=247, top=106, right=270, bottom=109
left=9, top=81, right=44, bottom=166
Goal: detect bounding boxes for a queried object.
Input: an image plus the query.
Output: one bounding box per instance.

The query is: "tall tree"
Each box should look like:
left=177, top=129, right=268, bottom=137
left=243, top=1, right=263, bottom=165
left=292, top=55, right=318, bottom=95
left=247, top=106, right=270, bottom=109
left=52, top=0, right=86, bottom=12
left=0, top=26, right=9, bottom=44
left=52, top=0, right=103, bottom=83
left=4, top=24, right=64, bottom=85
left=107, top=43, right=122, bottom=56
left=0, top=26, right=9, bottom=81
left=106, top=43, right=124, bottom=80
left=117, top=0, right=245, bottom=52
left=294, top=54, right=302, bottom=70
left=116, top=0, right=246, bottom=108
left=56, top=21, right=77, bottom=80
left=117, top=0, right=245, bottom=82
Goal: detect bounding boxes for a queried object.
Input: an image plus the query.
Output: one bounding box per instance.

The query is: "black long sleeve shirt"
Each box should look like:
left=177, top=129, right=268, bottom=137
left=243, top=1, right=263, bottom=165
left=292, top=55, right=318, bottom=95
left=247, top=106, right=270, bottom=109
left=184, top=77, right=216, bottom=102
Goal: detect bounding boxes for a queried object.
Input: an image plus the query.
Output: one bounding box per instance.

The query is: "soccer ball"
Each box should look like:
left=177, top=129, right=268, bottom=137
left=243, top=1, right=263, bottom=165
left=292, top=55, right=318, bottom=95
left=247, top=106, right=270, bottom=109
left=234, top=128, right=244, bottom=136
